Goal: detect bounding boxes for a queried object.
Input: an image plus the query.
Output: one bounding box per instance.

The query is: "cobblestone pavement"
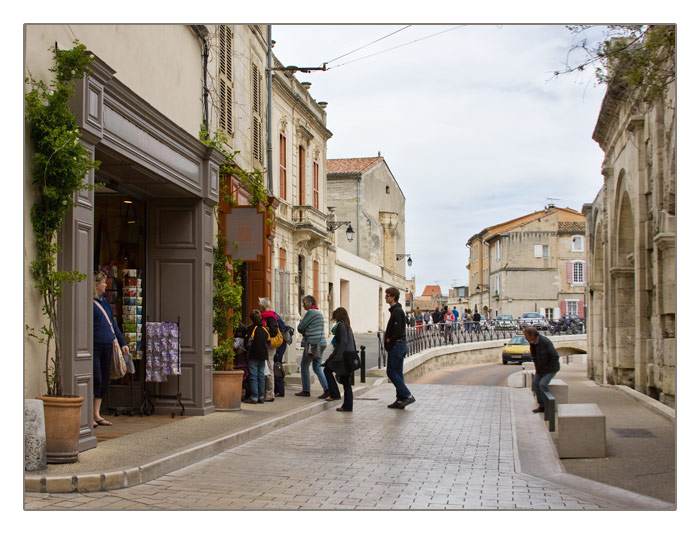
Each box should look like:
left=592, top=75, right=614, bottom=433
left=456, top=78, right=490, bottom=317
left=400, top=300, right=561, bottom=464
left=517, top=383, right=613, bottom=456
left=24, top=384, right=619, bottom=510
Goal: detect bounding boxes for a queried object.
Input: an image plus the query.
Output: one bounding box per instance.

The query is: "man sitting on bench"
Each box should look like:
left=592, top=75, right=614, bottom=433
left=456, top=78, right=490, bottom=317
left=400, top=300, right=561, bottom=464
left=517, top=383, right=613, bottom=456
left=523, top=326, right=560, bottom=414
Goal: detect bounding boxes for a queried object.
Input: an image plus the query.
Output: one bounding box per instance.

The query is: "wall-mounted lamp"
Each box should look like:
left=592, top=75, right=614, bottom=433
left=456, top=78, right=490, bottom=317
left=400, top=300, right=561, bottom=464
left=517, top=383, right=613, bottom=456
left=396, top=253, right=413, bottom=267
left=327, top=221, right=355, bottom=242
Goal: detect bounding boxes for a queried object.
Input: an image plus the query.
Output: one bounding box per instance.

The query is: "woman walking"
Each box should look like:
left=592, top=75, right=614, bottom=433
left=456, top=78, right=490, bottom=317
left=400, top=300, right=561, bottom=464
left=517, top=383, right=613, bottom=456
left=323, top=307, right=357, bottom=412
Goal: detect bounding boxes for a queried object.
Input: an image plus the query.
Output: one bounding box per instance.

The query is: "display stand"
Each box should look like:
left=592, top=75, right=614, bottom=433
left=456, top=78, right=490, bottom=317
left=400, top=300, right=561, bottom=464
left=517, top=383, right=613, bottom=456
left=140, top=316, right=184, bottom=418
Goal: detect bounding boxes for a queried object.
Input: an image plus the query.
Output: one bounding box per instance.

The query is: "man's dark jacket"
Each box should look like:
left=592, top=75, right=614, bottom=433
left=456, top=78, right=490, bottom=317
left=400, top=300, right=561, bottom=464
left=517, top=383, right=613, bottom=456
left=530, top=334, right=560, bottom=374
left=384, top=302, right=406, bottom=350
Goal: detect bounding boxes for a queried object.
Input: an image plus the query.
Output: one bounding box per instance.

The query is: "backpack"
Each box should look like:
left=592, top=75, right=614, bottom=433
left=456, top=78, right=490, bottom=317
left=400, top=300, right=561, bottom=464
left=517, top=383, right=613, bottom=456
left=247, top=324, right=270, bottom=350
left=283, top=325, right=295, bottom=345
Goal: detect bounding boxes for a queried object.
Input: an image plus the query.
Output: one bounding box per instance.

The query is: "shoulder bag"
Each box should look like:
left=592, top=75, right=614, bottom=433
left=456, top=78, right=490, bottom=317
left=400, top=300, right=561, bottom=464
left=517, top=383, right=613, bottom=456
left=94, top=300, right=128, bottom=379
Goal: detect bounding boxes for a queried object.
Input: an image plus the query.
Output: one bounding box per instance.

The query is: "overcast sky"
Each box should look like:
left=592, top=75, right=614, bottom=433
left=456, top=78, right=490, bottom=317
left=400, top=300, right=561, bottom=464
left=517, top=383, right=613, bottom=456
left=271, top=24, right=608, bottom=295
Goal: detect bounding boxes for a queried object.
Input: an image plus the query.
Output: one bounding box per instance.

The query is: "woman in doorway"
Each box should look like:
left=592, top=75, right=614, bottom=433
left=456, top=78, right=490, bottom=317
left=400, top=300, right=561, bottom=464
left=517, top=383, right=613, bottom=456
left=92, top=272, right=130, bottom=428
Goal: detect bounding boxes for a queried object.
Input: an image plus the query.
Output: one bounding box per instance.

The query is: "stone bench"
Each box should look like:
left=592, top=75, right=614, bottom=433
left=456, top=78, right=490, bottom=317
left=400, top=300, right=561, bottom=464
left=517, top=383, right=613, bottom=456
left=557, top=403, right=606, bottom=458
left=523, top=369, right=534, bottom=388
left=521, top=362, right=535, bottom=371
left=548, top=378, right=568, bottom=407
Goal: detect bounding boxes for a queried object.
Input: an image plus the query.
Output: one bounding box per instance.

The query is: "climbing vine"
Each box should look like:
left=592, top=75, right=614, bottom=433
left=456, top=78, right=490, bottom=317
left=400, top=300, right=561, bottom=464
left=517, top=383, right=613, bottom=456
left=25, top=41, right=100, bottom=396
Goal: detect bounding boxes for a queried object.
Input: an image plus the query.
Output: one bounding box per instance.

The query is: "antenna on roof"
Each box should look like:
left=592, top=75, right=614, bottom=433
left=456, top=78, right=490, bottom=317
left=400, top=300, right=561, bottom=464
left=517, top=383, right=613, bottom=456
left=546, top=197, right=559, bottom=208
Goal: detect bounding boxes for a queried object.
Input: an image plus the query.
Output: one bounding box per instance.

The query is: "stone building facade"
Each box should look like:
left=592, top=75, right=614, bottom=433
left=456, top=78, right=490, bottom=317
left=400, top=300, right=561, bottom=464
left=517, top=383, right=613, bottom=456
left=468, top=207, right=587, bottom=320
left=24, top=25, right=227, bottom=450
left=327, top=157, right=410, bottom=332
left=582, top=54, right=676, bottom=407
left=268, top=54, right=334, bottom=335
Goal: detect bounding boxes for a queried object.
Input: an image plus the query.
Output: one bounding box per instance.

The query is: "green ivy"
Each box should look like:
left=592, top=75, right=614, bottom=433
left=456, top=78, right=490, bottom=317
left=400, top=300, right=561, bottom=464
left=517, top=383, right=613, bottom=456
left=212, top=232, right=242, bottom=370
left=25, top=41, right=99, bottom=396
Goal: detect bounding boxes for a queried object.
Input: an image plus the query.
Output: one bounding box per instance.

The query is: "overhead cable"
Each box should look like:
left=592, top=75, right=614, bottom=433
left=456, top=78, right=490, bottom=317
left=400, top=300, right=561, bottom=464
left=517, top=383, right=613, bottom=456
left=325, top=25, right=412, bottom=65
left=327, top=25, right=467, bottom=70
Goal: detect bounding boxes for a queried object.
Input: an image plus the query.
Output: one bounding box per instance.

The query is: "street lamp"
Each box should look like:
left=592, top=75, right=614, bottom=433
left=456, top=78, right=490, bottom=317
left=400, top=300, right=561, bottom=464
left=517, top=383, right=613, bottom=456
left=396, top=253, right=413, bottom=267
left=327, top=221, right=355, bottom=242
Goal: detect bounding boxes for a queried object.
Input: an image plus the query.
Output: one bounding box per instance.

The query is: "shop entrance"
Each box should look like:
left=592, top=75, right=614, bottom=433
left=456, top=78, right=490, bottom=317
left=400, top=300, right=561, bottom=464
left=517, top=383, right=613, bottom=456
left=94, top=188, right=147, bottom=416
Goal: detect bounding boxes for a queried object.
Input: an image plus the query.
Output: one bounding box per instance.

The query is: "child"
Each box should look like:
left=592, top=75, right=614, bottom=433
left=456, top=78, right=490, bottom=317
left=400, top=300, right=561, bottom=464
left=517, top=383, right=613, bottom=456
left=233, top=324, right=250, bottom=401
left=243, top=310, right=270, bottom=404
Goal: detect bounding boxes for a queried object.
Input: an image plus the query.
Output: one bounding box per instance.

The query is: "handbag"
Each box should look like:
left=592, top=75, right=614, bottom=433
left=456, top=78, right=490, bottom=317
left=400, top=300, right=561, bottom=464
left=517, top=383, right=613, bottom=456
left=94, top=299, right=128, bottom=379
left=273, top=361, right=285, bottom=380
left=110, top=339, right=127, bottom=379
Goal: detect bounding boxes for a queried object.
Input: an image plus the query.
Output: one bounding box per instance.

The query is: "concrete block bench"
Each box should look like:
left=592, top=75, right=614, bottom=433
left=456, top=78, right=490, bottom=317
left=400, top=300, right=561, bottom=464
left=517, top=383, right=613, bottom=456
left=548, top=378, right=568, bottom=407
left=523, top=369, right=534, bottom=388
left=557, top=403, right=606, bottom=458
left=521, top=362, right=535, bottom=371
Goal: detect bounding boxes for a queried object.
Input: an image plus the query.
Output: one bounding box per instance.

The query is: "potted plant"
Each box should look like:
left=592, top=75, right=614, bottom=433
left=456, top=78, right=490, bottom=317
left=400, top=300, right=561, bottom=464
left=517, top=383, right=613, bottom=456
left=25, top=41, right=99, bottom=463
left=211, top=231, right=244, bottom=411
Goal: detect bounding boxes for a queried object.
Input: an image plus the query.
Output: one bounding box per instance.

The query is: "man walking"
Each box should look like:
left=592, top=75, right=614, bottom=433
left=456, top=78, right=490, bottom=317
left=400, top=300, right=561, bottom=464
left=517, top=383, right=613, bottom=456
left=384, top=287, right=415, bottom=409
left=523, top=326, right=560, bottom=413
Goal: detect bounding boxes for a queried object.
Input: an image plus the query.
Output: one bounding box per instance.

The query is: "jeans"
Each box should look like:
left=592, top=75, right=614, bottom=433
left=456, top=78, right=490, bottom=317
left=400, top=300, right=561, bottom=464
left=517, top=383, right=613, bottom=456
left=533, top=371, right=558, bottom=408
left=386, top=341, right=412, bottom=400
left=300, top=345, right=328, bottom=392
left=248, top=359, right=266, bottom=401
left=324, top=366, right=353, bottom=410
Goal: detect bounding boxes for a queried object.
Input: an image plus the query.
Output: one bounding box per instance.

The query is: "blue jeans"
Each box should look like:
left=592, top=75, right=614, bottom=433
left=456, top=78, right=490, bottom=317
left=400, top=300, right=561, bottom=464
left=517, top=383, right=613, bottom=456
left=248, top=359, right=266, bottom=401
left=300, top=345, right=328, bottom=392
left=386, top=341, right=411, bottom=400
left=533, top=371, right=558, bottom=408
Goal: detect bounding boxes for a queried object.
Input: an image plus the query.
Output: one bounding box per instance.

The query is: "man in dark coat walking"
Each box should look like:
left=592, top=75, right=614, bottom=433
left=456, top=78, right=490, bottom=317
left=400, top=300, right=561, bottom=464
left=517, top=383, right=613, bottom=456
left=523, top=326, right=560, bottom=413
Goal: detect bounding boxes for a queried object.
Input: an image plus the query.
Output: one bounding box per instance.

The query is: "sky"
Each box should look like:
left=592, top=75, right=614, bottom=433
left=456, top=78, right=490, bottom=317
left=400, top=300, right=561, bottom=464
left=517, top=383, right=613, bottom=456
left=270, top=24, right=608, bottom=295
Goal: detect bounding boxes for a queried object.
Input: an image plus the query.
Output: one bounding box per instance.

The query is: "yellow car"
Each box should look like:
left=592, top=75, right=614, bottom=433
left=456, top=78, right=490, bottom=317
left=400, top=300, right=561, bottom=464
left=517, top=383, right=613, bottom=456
left=502, top=335, right=532, bottom=365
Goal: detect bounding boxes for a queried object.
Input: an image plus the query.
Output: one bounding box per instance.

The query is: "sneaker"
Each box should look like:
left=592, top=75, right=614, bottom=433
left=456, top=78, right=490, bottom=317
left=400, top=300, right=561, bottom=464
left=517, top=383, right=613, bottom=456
left=318, top=390, right=330, bottom=399
left=336, top=407, right=352, bottom=412
left=257, top=399, right=265, bottom=404
left=243, top=398, right=257, bottom=404
left=295, top=391, right=311, bottom=397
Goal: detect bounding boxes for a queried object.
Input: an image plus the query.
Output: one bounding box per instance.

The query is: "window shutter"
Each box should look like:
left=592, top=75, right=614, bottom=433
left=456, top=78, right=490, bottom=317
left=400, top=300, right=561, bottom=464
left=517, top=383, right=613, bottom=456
left=582, top=261, right=587, bottom=283
left=218, top=26, right=234, bottom=137
left=577, top=300, right=584, bottom=318
left=534, top=245, right=542, bottom=258
left=566, top=262, right=573, bottom=284
left=561, top=301, right=567, bottom=317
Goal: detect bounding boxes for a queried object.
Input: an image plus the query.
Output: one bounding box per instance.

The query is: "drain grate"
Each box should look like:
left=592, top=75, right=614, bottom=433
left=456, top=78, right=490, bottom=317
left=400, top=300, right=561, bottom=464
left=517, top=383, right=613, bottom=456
left=611, top=428, right=657, bottom=438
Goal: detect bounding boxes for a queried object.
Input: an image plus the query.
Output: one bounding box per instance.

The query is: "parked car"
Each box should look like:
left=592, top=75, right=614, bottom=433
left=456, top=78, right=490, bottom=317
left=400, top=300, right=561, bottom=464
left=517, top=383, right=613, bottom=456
left=502, top=335, right=532, bottom=364
left=495, top=314, right=516, bottom=330
left=518, top=312, right=548, bottom=330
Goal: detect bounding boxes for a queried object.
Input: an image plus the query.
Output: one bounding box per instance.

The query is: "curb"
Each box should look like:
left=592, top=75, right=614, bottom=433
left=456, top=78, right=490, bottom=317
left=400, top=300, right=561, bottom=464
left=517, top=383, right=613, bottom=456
left=25, top=386, right=370, bottom=494
left=615, top=385, right=676, bottom=422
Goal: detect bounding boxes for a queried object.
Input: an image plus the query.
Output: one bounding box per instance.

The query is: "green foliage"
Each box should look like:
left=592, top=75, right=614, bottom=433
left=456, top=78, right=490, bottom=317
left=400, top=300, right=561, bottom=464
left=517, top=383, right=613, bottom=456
left=558, top=25, right=675, bottom=102
left=212, top=232, right=243, bottom=370
left=25, top=41, right=99, bottom=396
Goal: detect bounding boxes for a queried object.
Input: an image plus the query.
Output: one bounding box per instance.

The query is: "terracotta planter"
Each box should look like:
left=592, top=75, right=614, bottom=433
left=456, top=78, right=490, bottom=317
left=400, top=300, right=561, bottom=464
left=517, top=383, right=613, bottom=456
left=212, top=370, right=244, bottom=411
left=35, top=394, right=84, bottom=464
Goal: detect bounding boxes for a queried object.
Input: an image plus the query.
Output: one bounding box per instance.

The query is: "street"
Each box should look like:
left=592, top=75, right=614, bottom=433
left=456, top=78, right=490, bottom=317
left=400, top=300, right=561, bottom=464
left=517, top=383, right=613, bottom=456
left=414, top=361, right=520, bottom=387
left=25, top=380, right=618, bottom=511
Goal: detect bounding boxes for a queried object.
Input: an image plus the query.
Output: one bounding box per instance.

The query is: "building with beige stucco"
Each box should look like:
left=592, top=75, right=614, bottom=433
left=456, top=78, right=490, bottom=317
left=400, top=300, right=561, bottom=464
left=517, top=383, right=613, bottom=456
left=327, top=157, right=411, bottom=332
left=467, top=206, right=587, bottom=321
